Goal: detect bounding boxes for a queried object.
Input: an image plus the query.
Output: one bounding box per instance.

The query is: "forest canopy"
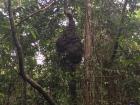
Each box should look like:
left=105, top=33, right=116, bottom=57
left=0, top=0, right=140, bottom=105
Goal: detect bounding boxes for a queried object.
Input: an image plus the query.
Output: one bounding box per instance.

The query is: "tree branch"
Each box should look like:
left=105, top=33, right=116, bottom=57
left=16, top=0, right=54, bottom=26
left=111, top=0, right=128, bottom=62
left=7, top=0, right=56, bottom=105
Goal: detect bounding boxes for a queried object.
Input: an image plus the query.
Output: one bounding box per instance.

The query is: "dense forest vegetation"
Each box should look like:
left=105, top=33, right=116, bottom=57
left=0, top=0, right=140, bottom=105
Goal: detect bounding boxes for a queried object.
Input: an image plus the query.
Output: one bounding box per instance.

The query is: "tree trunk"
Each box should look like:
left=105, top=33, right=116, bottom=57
left=82, top=0, right=95, bottom=105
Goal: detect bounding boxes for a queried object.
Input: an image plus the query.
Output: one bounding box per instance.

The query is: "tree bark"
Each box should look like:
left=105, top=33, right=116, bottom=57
left=82, top=0, right=95, bottom=105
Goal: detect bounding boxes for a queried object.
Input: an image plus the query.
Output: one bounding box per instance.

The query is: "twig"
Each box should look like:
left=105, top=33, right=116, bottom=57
left=7, top=0, right=56, bottom=105
left=16, top=0, right=54, bottom=26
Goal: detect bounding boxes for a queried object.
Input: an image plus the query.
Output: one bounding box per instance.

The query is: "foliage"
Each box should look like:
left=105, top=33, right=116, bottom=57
left=0, top=0, right=140, bottom=105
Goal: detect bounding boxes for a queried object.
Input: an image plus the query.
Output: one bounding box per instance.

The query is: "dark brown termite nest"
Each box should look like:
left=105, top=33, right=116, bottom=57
left=56, top=10, right=83, bottom=71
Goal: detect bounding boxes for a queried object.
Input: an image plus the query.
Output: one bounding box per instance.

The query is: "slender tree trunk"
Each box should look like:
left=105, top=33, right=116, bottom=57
left=82, top=0, right=95, bottom=105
